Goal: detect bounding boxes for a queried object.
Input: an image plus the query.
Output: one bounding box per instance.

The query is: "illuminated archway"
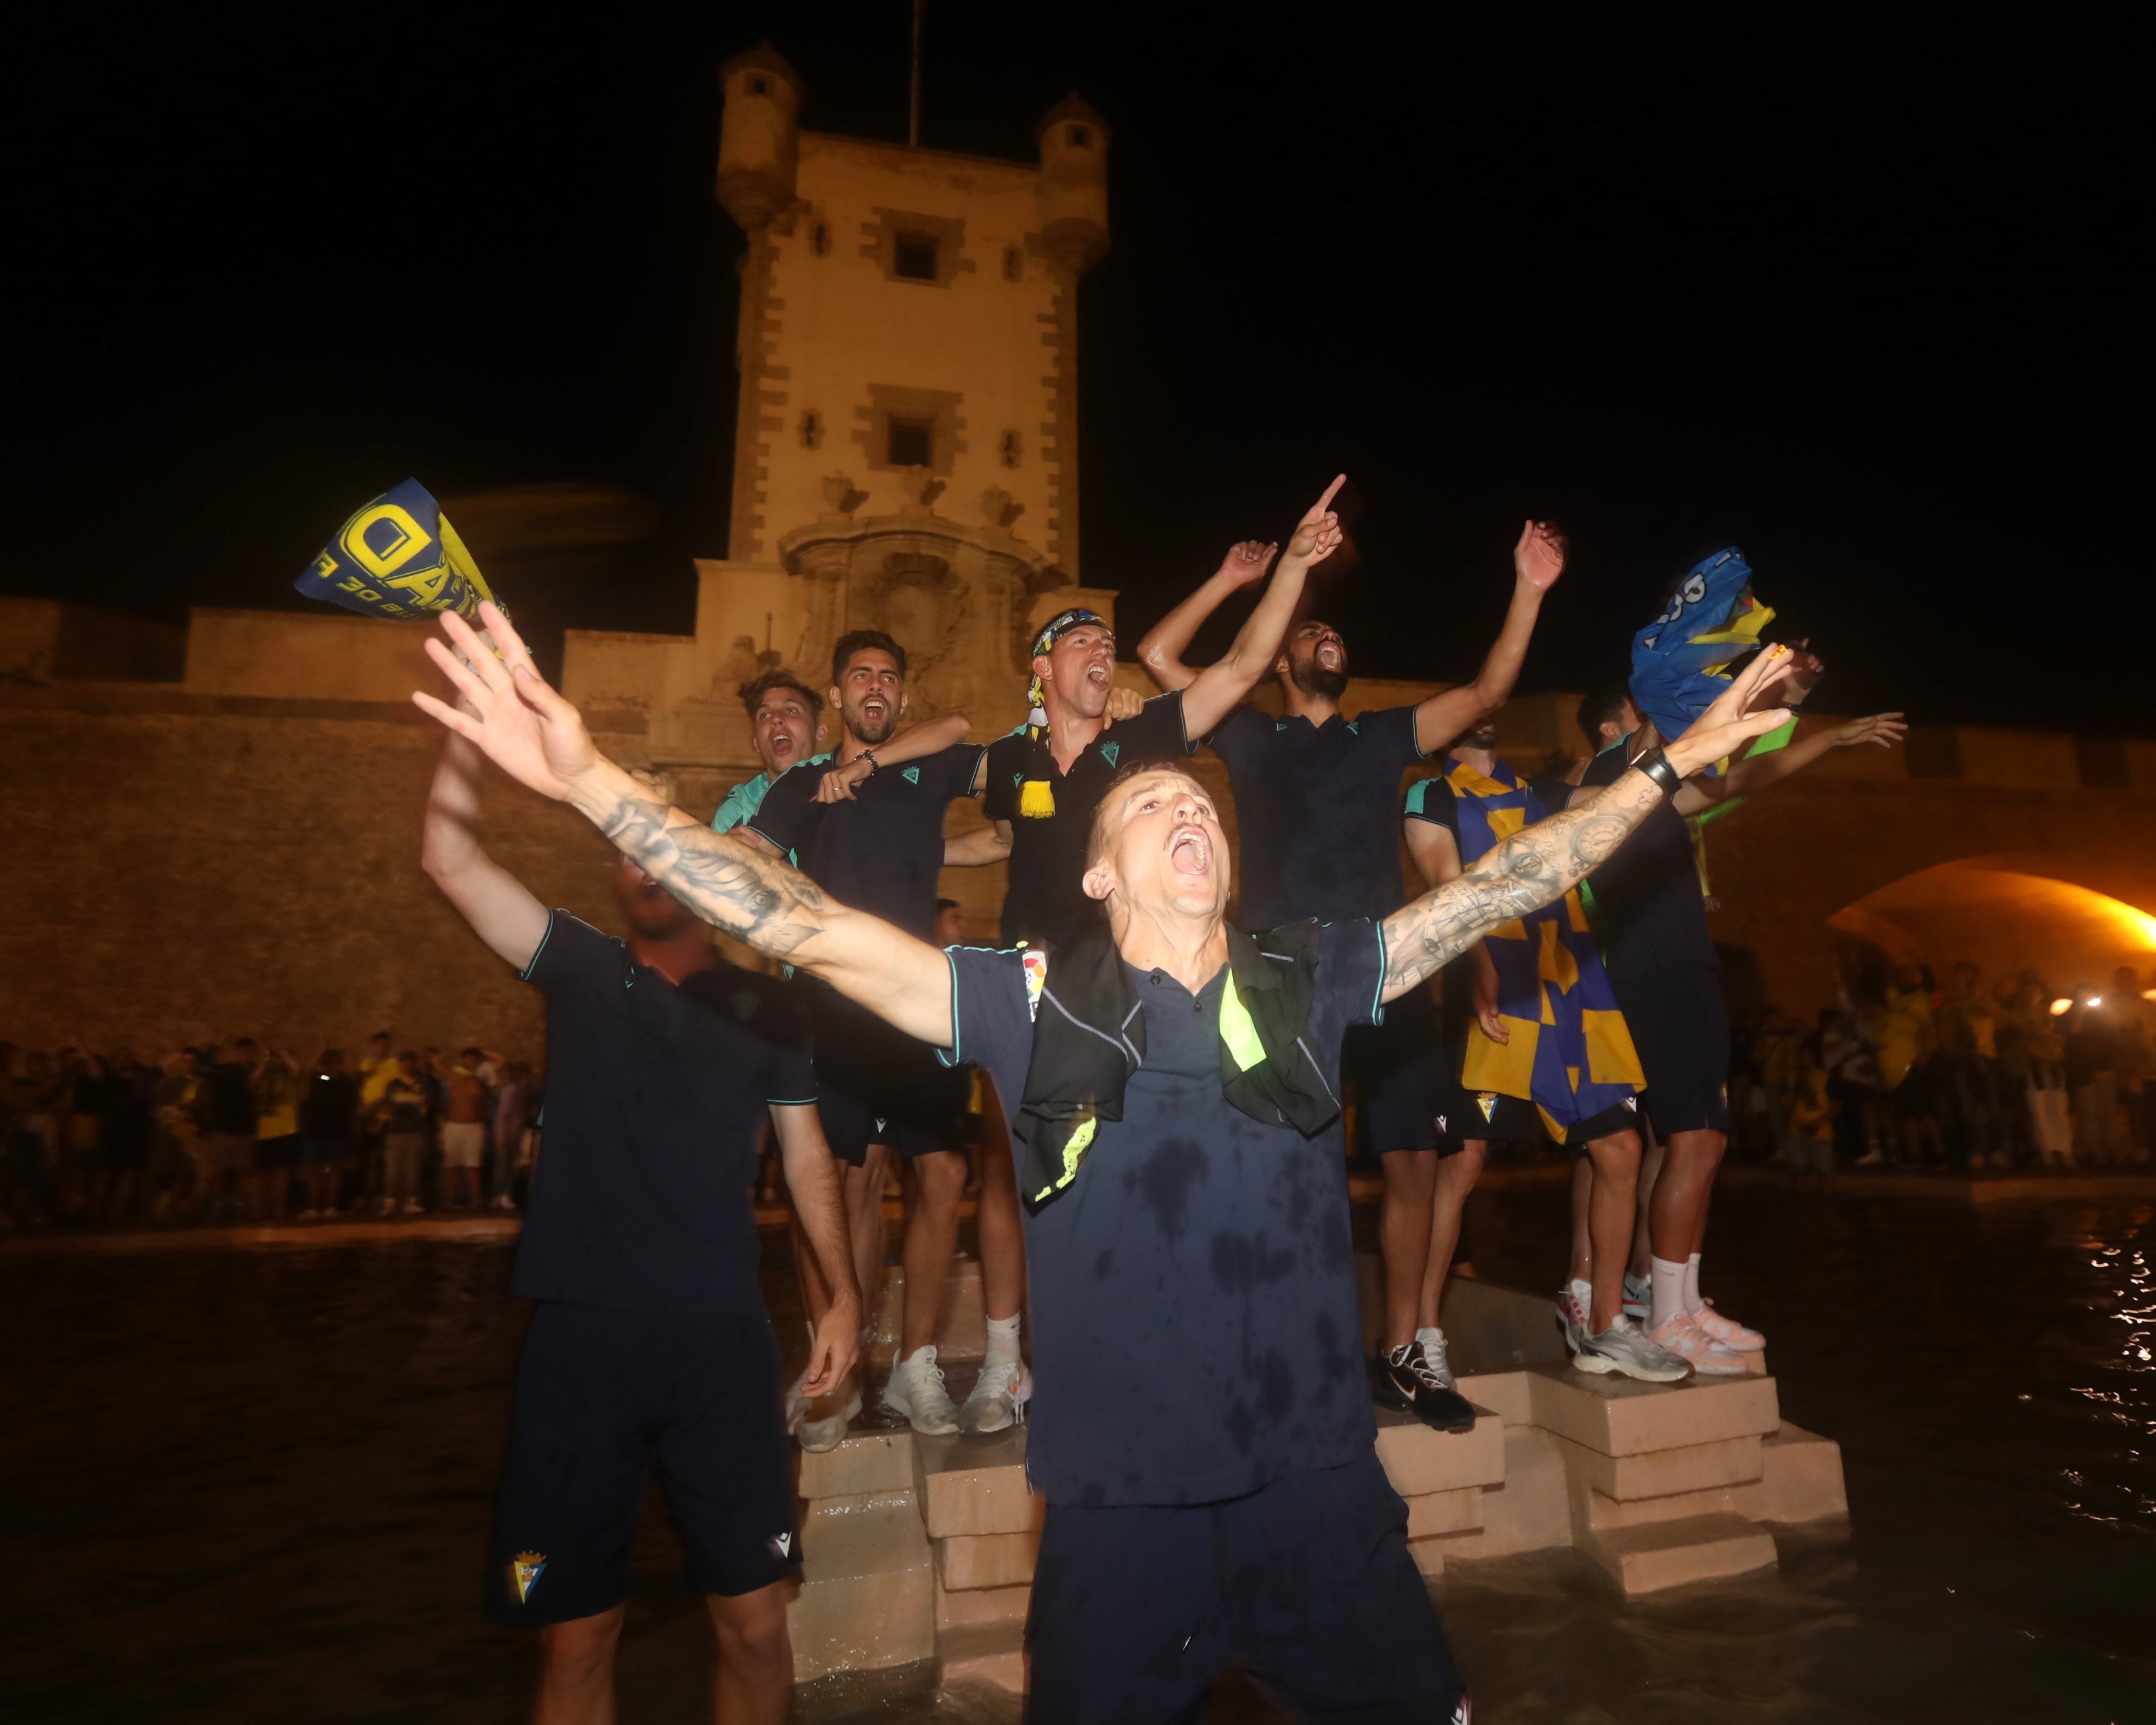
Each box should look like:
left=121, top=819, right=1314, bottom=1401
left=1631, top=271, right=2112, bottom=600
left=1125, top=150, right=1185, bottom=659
left=1829, top=855, right=2156, bottom=995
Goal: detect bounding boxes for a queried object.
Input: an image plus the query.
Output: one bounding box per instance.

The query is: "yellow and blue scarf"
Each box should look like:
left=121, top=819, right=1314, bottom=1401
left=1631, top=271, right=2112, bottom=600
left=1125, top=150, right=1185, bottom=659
left=1442, top=757, right=1645, bottom=1141
left=1016, top=606, right=1109, bottom=818
left=1629, top=547, right=1774, bottom=762
left=294, top=479, right=503, bottom=623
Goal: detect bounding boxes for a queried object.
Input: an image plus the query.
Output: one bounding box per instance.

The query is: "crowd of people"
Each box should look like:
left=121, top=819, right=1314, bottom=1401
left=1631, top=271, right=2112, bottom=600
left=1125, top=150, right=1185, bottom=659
left=1732, top=961, right=2156, bottom=1174
left=0, top=1036, right=540, bottom=1229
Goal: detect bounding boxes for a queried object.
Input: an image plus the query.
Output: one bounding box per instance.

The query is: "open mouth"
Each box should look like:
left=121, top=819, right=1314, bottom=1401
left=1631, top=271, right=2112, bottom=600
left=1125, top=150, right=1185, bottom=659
left=1315, top=641, right=1344, bottom=669
left=861, top=699, right=888, bottom=723
left=1087, top=663, right=1111, bottom=686
left=1169, top=826, right=1211, bottom=876
left=769, top=735, right=795, bottom=761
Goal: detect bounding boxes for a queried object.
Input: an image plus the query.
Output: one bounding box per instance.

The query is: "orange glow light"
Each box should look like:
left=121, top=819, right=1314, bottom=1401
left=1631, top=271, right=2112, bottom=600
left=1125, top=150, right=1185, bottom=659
left=2051, top=997, right=2074, bottom=1016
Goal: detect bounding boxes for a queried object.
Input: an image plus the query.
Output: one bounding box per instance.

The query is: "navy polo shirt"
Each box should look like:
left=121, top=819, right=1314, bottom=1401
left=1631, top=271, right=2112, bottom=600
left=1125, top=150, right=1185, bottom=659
left=1577, top=740, right=1717, bottom=979
left=983, top=692, right=1193, bottom=949
left=512, top=911, right=815, bottom=1317
left=941, top=920, right=1386, bottom=1506
left=1208, top=705, right=1427, bottom=930
left=749, top=742, right=986, bottom=942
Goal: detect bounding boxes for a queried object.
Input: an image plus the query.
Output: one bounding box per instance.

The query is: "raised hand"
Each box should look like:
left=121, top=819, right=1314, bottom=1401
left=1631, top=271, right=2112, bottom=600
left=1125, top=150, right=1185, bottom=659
left=413, top=601, right=597, bottom=801
left=1665, top=644, right=1796, bottom=778
left=1214, top=539, right=1279, bottom=590
left=1282, top=475, right=1347, bottom=570
left=1513, top=520, right=1566, bottom=593
left=1832, top=713, right=1907, bottom=750
left=1781, top=639, right=1826, bottom=702
left=1103, top=685, right=1145, bottom=724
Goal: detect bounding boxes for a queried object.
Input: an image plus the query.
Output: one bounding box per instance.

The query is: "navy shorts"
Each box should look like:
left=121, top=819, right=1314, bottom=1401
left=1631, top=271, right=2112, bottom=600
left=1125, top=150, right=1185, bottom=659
left=1348, top=989, right=1454, bottom=1154
left=1026, top=1452, right=1467, bottom=1725
left=808, top=984, right=968, bottom=1165
left=1611, top=964, right=1732, bottom=1137
left=489, top=1303, right=801, bottom=1624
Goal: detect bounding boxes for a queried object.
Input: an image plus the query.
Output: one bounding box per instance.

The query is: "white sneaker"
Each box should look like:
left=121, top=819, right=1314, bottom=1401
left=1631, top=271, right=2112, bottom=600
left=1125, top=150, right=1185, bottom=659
left=792, top=1380, right=862, bottom=1454
left=882, top=1345, right=961, bottom=1436
left=960, top=1356, right=1033, bottom=1434
left=1646, top=1312, right=1749, bottom=1376
left=1556, top=1281, right=1592, bottom=1352
left=1575, top=1316, right=1692, bottom=1382
left=1690, top=1300, right=1765, bottom=1351
left=1620, top=1273, right=1652, bottom=1321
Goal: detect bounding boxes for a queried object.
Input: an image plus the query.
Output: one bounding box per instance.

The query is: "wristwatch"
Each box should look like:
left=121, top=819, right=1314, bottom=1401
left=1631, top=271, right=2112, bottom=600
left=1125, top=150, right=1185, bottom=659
left=1629, top=745, right=1683, bottom=799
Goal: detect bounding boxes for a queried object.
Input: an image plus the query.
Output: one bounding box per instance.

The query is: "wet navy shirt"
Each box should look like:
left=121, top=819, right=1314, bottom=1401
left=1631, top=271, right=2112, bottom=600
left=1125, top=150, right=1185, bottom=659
left=942, top=920, right=1386, bottom=1505
left=1208, top=705, right=1427, bottom=930
left=750, top=743, right=986, bottom=942
left=1577, top=740, right=1716, bottom=980
left=982, top=692, right=1193, bottom=948
left=512, top=911, right=815, bottom=1317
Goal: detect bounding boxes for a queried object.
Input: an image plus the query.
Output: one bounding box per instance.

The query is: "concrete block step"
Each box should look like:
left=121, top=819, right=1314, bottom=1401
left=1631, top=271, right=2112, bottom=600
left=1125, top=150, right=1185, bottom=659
left=914, top=1427, right=1044, bottom=1538
left=1454, top=1370, right=1533, bottom=1426
left=938, top=1528, right=1041, bottom=1591
left=1744, top=1423, right=1848, bottom=1523
left=788, top=1494, right=934, bottom=1681
left=1432, top=1426, right=1572, bottom=1562
left=1374, top=1406, right=1507, bottom=1496
left=1555, top=1431, right=1764, bottom=1502
left=1584, top=1511, right=1778, bottom=1596
left=1407, top=1535, right=1446, bottom=1578
left=798, top=1428, right=916, bottom=1502
left=1525, top=1362, right=1779, bottom=1457
left=937, top=1580, right=1029, bottom=1631
left=1403, top=1486, right=1482, bottom=1539
left=868, top=1261, right=988, bottom=1368
left=938, top=1619, right=1027, bottom=1694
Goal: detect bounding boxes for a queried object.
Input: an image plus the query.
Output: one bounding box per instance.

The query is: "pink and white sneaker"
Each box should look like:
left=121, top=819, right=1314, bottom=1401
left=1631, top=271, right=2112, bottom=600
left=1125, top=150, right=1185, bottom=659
left=1645, top=1312, right=1748, bottom=1376
left=1690, top=1300, right=1765, bottom=1352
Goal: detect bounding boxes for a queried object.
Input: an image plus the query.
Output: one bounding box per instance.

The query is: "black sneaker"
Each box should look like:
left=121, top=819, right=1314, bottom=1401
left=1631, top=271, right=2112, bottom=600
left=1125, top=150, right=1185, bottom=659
left=1371, top=1334, right=1476, bottom=1434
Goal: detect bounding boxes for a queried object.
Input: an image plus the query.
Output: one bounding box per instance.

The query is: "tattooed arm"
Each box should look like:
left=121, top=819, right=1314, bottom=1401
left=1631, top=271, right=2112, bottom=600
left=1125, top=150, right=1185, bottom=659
left=1378, top=643, right=1802, bottom=1003
left=412, top=605, right=958, bottom=1045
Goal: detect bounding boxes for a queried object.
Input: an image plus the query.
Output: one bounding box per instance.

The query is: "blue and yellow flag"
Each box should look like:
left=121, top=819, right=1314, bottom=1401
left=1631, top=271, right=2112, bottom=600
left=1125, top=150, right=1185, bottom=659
left=1434, top=758, right=1645, bottom=1142
left=293, top=480, right=502, bottom=624
left=1628, top=547, right=1773, bottom=752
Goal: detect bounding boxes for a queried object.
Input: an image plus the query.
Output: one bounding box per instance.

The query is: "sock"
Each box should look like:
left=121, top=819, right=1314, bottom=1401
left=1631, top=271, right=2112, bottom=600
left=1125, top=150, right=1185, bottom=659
left=1684, top=1252, right=1705, bottom=1316
left=1650, top=1256, right=1689, bottom=1332
left=984, top=1313, right=1022, bottom=1367
left=1414, top=1325, right=1443, bottom=1347
left=1566, top=1277, right=1594, bottom=1326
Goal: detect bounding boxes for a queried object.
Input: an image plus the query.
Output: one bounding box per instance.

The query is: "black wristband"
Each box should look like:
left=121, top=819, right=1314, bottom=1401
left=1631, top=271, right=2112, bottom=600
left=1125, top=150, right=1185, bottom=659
left=859, top=750, right=879, bottom=775
left=1630, top=746, right=1683, bottom=799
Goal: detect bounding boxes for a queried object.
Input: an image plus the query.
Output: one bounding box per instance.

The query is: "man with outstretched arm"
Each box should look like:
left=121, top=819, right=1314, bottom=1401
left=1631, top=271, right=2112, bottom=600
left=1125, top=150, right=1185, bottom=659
left=1568, top=672, right=1904, bottom=1369
left=955, top=478, right=1344, bottom=947
left=414, top=599, right=1791, bottom=1725
left=1137, top=517, right=1566, bottom=1426
left=419, top=725, right=860, bottom=1725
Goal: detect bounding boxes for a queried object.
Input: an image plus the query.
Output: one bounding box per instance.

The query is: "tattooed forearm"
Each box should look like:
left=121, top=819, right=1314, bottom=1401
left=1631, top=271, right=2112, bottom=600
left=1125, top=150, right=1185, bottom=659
left=589, top=786, right=834, bottom=959
left=1380, top=770, right=1665, bottom=1000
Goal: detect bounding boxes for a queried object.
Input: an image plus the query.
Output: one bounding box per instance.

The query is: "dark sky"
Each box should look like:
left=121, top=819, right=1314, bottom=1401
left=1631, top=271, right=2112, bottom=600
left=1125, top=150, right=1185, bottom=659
left=13, top=3, right=2150, bottom=732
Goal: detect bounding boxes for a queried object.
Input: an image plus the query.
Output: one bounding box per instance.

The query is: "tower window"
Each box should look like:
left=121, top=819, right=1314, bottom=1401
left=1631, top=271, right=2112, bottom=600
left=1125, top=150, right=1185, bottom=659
left=1067, top=124, right=1091, bottom=147
left=1003, top=246, right=1023, bottom=282
left=1000, top=430, right=1022, bottom=469
left=811, top=222, right=830, bottom=256
left=893, top=234, right=939, bottom=281
left=888, top=417, right=934, bottom=468
left=750, top=76, right=767, bottom=96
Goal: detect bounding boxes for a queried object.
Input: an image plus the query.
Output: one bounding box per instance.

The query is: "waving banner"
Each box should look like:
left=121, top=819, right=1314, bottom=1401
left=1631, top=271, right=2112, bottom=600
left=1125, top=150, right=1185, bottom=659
left=294, top=480, right=503, bottom=623
left=1628, top=546, right=1774, bottom=748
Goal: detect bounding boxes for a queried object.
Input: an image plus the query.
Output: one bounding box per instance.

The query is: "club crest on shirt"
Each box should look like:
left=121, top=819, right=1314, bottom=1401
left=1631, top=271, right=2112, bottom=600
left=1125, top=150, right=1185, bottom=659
left=1021, top=947, right=1048, bottom=1020
left=770, top=1532, right=793, bottom=1558
left=1098, top=741, right=1120, bottom=768
left=1621, top=1095, right=1638, bottom=1111
left=509, top=1551, right=547, bottom=1604
left=1433, top=1113, right=1448, bottom=1134
left=1475, top=1093, right=1499, bottom=1123
left=902, top=765, right=921, bottom=785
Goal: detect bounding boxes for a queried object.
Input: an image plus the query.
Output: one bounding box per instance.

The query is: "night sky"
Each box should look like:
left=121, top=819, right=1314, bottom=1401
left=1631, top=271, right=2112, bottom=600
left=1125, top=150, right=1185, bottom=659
left=13, top=4, right=2150, bottom=733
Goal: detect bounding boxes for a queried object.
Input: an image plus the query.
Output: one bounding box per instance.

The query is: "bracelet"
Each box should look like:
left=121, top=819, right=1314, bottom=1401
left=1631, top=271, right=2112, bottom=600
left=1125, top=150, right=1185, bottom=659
left=859, top=750, right=879, bottom=775
left=1630, top=746, right=1683, bottom=799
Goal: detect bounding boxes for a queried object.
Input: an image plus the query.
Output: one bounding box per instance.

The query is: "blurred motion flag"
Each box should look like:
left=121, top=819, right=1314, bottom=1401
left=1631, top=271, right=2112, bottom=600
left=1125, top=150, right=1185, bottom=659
left=293, top=479, right=503, bottom=623
left=1628, top=546, right=1774, bottom=751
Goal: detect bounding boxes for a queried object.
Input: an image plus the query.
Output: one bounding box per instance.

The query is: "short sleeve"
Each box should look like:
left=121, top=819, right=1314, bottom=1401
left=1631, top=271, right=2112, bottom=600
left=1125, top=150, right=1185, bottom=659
left=939, top=742, right=989, bottom=800
left=710, top=775, right=767, bottom=835
left=982, top=736, right=1022, bottom=823
left=746, top=760, right=822, bottom=855
left=1204, top=703, right=1267, bottom=764
left=1360, top=703, right=1425, bottom=765
left=1121, top=691, right=1194, bottom=759
left=938, top=947, right=1036, bottom=1119
left=1403, top=775, right=1458, bottom=835
left=521, top=910, right=627, bottom=1001
left=1316, top=917, right=1389, bottom=1032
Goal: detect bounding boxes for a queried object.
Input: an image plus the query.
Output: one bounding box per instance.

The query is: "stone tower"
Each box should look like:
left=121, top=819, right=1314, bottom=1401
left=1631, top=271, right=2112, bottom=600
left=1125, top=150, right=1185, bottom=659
left=573, top=46, right=1115, bottom=778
